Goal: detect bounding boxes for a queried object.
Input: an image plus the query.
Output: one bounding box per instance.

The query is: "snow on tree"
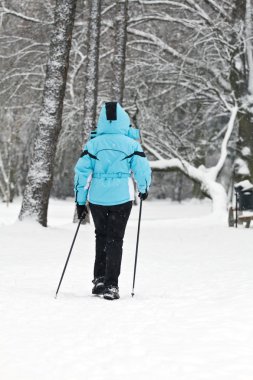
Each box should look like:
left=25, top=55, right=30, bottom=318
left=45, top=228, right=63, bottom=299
left=0, top=1, right=54, bottom=202
left=19, top=0, right=77, bottom=226
left=72, top=0, right=101, bottom=225
left=230, top=0, right=253, bottom=183
left=117, top=0, right=253, bottom=199
left=147, top=104, right=239, bottom=214
left=112, top=0, right=128, bottom=104
left=82, top=0, right=101, bottom=135
left=3, top=0, right=253, bottom=208
left=0, top=110, right=17, bottom=204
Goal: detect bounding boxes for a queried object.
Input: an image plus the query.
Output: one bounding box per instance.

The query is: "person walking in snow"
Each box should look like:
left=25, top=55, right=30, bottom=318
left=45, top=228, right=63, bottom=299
left=74, top=102, right=151, bottom=300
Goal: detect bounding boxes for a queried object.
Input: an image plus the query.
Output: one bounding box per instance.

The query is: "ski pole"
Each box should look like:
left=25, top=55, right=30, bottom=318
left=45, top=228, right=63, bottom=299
left=235, top=190, right=238, bottom=228
left=131, top=198, right=143, bottom=297
left=55, top=217, right=82, bottom=298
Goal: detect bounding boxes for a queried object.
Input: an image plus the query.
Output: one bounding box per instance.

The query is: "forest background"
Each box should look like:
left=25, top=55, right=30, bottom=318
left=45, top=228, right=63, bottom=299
left=1, top=0, right=252, bottom=219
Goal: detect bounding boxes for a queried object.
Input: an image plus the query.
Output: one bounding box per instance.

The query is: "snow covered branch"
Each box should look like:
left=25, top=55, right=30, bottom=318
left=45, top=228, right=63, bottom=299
left=147, top=105, right=239, bottom=214
left=245, top=0, right=253, bottom=95
left=0, top=3, right=52, bottom=24
left=208, top=105, right=238, bottom=180
left=203, top=0, right=231, bottom=20
left=150, top=157, right=228, bottom=215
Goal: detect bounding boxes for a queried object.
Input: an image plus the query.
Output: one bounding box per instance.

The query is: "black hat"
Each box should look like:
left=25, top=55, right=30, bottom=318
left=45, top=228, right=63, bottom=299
left=105, top=102, right=117, bottom=121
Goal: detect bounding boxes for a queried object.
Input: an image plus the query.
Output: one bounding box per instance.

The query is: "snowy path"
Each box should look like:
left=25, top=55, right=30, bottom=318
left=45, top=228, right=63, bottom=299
left=1, top=199, right=253, bottom=380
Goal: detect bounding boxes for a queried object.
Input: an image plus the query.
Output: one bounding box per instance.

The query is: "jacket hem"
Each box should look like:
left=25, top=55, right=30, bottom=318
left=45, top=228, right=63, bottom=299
left=88, top=198, right=133, bottom=206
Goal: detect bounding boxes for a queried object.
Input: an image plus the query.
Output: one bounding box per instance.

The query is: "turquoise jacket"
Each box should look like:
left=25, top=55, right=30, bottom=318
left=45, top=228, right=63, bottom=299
left=74, top=103, right=151, bottom=206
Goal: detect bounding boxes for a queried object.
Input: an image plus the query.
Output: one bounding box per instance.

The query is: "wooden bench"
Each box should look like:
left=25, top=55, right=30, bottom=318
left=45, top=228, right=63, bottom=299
left=228, top=206, right=253, bottom=228
left=238, top=215, right=253, bottom=228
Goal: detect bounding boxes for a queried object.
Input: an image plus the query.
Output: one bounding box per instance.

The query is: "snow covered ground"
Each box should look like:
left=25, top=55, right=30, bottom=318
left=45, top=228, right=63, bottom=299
left=1, top=198, right=253, bottom=380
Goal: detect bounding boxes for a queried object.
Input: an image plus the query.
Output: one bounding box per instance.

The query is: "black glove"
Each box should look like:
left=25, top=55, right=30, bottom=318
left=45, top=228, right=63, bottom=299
left=76, top=204, right=88, bottom=219
left=139, top=191, right=148, bottom=201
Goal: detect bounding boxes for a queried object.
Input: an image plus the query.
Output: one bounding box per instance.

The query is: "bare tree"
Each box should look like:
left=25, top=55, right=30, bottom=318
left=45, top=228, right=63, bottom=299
left=3, top=0, right=251, bottom=208
left=148, top=104, right=239, bottom=214
left=112, top=0, right=129, bottom=104
left=82, top=0, right=101, bottom=135
left=19, top=0, right=77, bottom=226
left=0, top=1, right=54, bottom=202
left=230, top=0, right=253, bottom=182
left=123, top=1, right=253, bottom=193
left=72, top=0, right=102, bottom=224
left=0, top=109, right=19, bottom=204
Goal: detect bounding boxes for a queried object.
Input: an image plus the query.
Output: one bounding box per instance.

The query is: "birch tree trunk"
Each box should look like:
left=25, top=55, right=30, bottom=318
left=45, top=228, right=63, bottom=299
left=73, top=0, right=101, bottom=224
left=230, top=0, right=253, bottom=183
left=19, top=0, right=77, bottom=226
left=82, top=0, right=101, bottom=135
left=111, top=0, right=128, bottom=104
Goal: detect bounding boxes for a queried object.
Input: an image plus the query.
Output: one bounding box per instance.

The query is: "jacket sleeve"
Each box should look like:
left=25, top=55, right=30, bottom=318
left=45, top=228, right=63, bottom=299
left=130, top=142, right=152, bottom=193
left=74, top=144, right=93, bottom=205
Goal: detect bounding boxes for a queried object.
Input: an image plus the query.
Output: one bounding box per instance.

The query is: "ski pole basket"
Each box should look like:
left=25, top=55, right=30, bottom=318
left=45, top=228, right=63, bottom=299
left=228, top=180, right=253, bottom=228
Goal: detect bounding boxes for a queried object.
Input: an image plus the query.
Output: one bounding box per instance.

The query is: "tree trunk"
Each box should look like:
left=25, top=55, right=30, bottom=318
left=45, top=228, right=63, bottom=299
left=82, top=0, right=101, bottom=135
left=111, top=0, right=128, bottom=104
left=233, top=111, right=253, bottom=182
left=230, top=0, right=253, bottom=183
left=19, top=0, right=77, bottom=226
left=73, top=0, right=101, bottom=224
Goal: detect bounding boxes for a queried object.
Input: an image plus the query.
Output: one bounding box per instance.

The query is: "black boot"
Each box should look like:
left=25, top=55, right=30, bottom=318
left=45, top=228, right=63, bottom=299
left=103, top=285, right=120, bottom=300
left=92, top=277, right=105, bottom=295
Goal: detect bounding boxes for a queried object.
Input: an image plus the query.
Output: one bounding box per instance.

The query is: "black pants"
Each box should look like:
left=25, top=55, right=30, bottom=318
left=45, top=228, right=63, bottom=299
left=89, top=201, right=132, bottom=287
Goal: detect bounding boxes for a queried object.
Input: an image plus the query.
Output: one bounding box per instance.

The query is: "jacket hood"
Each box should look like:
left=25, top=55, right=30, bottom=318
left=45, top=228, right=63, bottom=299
left=96, top=102, right=130, bottom=136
